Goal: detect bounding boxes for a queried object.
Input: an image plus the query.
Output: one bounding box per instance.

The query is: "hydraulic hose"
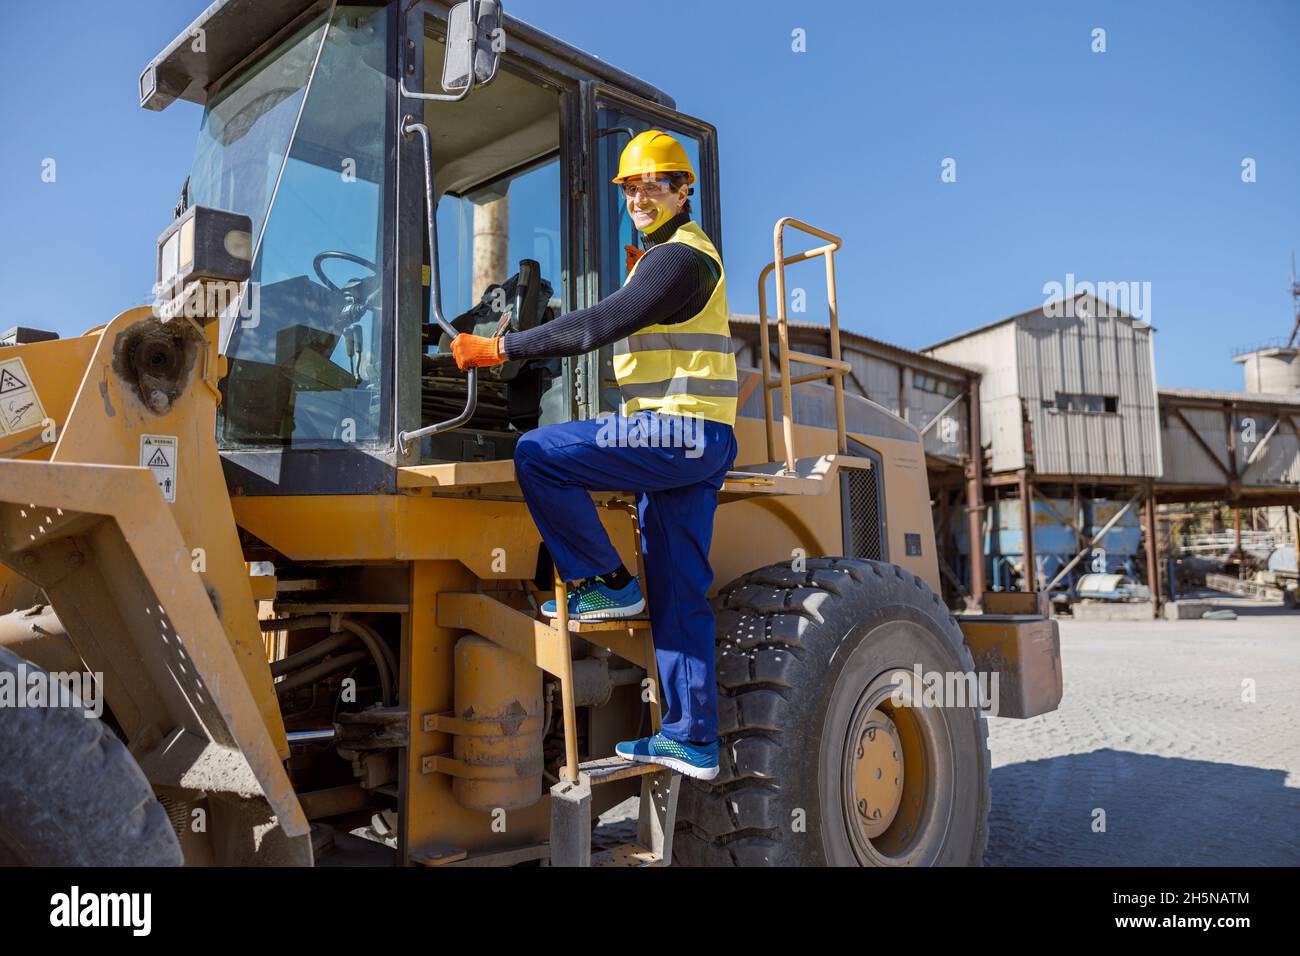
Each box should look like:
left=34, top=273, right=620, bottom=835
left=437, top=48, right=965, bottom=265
left=270, top=630, right=355, bottom=678
left=265, top=614, right=396, bottom=706
left=275, top=650, right=369, bottom=696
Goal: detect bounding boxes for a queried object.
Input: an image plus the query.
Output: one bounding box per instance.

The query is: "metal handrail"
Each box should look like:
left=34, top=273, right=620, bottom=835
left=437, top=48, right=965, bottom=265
left=1230, top=336, right=1296, bottom=357
left=397, top=117, right=477, bottom=455
left=755, top=218, right=846, bottom=474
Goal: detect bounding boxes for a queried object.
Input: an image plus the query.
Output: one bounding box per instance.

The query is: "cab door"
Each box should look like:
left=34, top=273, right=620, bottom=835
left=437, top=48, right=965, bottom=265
left=578, top=83, right=721, bottom=419
left=396, top=0, right=579, bottom=459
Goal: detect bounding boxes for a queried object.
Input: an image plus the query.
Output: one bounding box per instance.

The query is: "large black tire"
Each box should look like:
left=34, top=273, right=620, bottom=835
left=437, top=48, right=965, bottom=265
left=675, top=557, right=990, bottom=866
left=0, top=646, right=183, bottom=866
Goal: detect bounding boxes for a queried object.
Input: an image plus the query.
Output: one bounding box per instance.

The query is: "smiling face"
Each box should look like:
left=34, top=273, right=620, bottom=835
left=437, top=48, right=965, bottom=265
left=624, top=177, right=690, bottom=233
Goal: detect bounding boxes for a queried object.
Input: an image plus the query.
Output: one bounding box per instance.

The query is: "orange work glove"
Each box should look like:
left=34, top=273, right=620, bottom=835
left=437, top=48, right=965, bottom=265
left=451, top=333, right=505, bottom=371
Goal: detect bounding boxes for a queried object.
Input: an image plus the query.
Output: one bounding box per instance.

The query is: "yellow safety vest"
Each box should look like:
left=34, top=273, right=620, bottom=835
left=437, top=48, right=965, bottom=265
left=613, top=220, right=737, bottom=426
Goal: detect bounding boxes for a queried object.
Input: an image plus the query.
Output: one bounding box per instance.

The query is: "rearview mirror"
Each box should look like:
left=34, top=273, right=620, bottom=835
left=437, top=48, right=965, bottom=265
left=442, top=0, right=503, bottom=93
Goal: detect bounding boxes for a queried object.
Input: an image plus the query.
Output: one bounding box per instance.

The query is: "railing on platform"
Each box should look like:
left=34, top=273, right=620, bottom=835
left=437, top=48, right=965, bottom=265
left=756, top=218, right=850, bottom=474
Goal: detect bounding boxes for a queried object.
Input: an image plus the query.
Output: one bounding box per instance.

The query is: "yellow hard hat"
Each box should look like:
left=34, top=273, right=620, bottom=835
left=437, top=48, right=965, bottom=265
left=612, top=130, right=696, bottom=185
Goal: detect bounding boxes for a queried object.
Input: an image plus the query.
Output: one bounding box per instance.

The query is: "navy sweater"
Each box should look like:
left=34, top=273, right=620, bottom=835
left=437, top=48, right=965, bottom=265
left=500, top=213, right=719, bottom=361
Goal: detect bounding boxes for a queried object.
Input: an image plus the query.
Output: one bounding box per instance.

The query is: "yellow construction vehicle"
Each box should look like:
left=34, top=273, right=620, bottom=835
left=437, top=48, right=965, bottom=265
left=0, top=0, right=1061, bottom=867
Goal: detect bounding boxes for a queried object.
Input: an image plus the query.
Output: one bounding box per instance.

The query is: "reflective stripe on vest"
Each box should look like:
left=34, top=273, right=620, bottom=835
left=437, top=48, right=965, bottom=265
left=612, top=220, right=737, bottom=426
left=618, top=375, right=740, bottom=400
left=612, top=332, right=736, bottom=356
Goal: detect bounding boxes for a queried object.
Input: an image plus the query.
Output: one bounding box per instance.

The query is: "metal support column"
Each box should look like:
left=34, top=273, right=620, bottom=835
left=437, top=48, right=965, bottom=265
left=1017, top=468, right=1036, bottom=592
left=1143, top=481, right=1162, bottom=619
left=964, top=377, right=985, bottom=609
left=1234, top=507, right=1243, bottom=573
left=548, top=773, right=592, bottom=867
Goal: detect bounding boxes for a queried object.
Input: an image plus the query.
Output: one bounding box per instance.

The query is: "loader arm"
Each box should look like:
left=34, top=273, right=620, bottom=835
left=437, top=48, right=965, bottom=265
left=0, top=307, right=309, bottom=864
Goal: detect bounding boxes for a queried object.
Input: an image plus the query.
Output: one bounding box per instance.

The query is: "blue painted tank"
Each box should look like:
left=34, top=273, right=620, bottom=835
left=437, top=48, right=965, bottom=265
left=948, top=495, right=1143, bottom=594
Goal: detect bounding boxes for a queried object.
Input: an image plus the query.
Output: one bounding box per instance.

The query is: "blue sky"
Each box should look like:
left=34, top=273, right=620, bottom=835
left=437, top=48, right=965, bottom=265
left=1, top=0, right=1296, bottom=390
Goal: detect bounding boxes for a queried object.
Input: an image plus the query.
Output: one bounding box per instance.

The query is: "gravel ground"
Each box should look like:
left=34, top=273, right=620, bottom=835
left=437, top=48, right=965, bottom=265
left=598, top=597, right=1300, bottom=865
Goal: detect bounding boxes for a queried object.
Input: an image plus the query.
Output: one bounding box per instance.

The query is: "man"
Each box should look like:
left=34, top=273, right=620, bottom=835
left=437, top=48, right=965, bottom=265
left=450, top=130, right=736, bottom=780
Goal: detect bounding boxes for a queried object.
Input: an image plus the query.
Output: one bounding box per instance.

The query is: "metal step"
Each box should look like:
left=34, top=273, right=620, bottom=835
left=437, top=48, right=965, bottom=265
left=563, top=755, right=664, bottom=786
left=592, top=842, right=664, bottom=867
left=565, top=616, right=649, bottom=633
left=550, top=766, right=681, bottom=867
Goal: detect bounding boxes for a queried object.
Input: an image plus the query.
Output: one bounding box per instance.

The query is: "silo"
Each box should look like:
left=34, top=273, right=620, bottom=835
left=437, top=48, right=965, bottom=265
left=1234, top=346, right=1300, bottom=394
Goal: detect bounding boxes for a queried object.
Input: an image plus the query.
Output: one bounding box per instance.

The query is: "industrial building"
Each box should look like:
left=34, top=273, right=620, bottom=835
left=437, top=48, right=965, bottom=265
left=923, top=293, right=1165, bottom=608
left=742, top=290, right=1300, bottom=615
left=1157, top=387, right=1300, bottom=504
left=924, top=295, right=1162, bottom=479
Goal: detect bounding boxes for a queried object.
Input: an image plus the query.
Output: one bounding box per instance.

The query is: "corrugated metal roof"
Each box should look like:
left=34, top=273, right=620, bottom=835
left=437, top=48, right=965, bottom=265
left=921, top=292, right=1151, bottom=352
left=1159, top=387, right=1300, bottom=407
left=728, top=314, right=977, bottom=378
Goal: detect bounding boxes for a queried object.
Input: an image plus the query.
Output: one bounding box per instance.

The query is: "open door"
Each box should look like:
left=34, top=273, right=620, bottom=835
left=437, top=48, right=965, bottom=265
left=398, top=1, right=579, bottom=463
left=581, top=83, right=721, bottom=419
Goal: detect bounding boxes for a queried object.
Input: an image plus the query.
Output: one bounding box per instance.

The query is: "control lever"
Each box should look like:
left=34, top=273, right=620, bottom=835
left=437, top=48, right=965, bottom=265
left=513, top=259, right=539, bottom=333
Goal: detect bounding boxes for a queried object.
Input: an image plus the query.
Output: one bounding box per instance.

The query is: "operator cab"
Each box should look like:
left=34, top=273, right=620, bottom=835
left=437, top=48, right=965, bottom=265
left=142, top=0, right=719, bottom=495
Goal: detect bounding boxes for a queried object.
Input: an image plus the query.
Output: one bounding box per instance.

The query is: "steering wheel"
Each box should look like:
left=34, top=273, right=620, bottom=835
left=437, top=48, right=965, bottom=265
left=313, top=251, right=378, bottom=293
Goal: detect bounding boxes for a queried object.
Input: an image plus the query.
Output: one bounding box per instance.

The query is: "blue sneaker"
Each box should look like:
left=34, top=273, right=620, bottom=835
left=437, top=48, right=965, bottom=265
left=542, top=578, right=645, bottom=620
left=615, top=732, right=719, bottom=780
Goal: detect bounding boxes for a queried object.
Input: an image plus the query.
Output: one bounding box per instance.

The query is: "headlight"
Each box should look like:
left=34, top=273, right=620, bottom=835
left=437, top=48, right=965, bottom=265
left=158, top=230, right=180, bottom=289
left=178, top=216, right=195, bottom=274
left=154, top=205, right=253, bottom=320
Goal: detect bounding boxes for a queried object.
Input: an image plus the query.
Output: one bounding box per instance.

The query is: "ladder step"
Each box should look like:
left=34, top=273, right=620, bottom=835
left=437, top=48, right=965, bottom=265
left=565, top=617, right=650, bottom=633
left=565, top=756, right=668, bottom=786
left=592, top=842, right=664, bottom=867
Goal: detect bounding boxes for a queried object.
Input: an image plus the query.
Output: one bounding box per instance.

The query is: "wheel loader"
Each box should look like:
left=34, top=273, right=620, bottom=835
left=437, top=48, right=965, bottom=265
left=0, top=0, right=1062, bottom=867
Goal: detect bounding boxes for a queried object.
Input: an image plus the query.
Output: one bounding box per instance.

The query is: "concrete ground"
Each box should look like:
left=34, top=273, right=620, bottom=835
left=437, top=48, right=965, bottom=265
left=598, top=597, right=1300, bottom=865
left=985, top=596, right=1299, bottom=865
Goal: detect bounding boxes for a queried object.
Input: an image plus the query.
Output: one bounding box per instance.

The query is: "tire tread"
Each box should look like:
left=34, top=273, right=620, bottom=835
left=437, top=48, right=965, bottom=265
left=675, top=558, right=991, bottom=867
left=0, top=647, right=182, bottom=866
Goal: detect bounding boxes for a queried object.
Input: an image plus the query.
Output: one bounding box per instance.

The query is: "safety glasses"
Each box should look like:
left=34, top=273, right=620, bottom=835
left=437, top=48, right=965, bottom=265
left=619, top=177, right=673, bottom=198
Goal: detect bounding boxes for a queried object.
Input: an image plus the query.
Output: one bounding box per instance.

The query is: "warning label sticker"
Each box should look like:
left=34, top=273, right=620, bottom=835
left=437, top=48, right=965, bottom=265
left=0, top=357, right=47, bottom=437
left=140, top=434, right=178, bottom=503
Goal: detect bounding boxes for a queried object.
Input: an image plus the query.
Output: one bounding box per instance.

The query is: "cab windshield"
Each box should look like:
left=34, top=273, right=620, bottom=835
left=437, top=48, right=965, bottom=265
left=207, top=5, right=394, bottom=450
left=187, top=12, right=328, bottom=251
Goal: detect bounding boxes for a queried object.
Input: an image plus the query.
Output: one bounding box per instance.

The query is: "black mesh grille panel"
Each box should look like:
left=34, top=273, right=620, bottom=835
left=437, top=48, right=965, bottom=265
left=844, top=466, right=884, bottom=560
